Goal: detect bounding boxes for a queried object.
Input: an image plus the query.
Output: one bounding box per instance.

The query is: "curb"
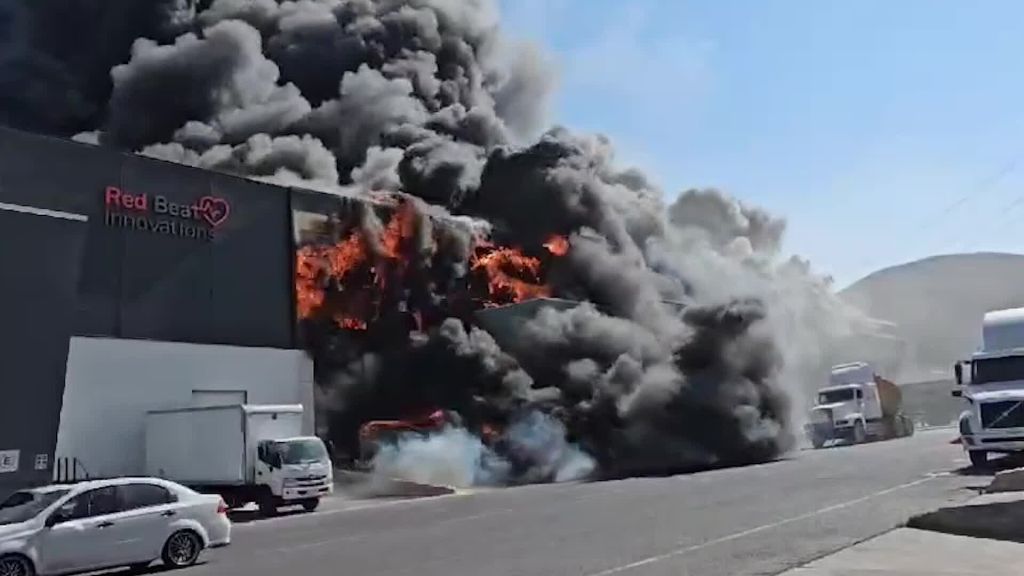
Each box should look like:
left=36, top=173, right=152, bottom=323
left=334, top=469, right=457, bottom=499
left=907, top=494, right=1024, bottom=543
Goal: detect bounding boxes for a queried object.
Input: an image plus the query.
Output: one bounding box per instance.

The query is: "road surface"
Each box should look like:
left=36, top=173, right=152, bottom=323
left=192, top=429, right=983, bottom=576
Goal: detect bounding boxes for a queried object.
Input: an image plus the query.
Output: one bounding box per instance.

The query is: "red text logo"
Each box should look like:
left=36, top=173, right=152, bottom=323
left=103, top=186, right=231, bottom=241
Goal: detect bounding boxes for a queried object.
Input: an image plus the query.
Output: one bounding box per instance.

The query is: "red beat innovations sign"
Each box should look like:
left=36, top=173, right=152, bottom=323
left=103, top=186, right=230, bottom=241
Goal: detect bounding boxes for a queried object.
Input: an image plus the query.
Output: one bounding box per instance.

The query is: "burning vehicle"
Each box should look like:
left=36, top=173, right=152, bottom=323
left=357, top=409, right=501, bottom=463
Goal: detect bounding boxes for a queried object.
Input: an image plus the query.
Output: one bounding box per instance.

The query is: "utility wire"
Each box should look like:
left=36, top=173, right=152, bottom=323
left=852, top=156, right=1022, bottom=277
left=952, top=192, right=1024, bottom=253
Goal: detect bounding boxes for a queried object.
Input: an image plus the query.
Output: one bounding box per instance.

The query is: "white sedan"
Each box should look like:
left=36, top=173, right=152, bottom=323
left=0, top=477, right=230, bottom=576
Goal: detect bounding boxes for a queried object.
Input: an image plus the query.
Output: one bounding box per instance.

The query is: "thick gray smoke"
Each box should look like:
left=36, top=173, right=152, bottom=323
left=1, top=0, right=876, bottom=481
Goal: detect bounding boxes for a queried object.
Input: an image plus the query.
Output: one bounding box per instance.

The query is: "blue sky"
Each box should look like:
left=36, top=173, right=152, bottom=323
left=497, top=0, right=1024, bottom=287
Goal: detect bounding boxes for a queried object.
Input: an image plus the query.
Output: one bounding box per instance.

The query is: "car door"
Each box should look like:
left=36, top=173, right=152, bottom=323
left=113, top=483, right=179, bottom=562
left=36, top=486, right=126, bottom=574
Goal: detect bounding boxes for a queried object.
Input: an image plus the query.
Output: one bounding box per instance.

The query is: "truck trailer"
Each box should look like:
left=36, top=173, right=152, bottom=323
left=954, top=307, right=1024, bottom=467
left=51, top=338, right=333, bottom=515
left=146, top=404, right=333, bottom=514
left=805, top=362, right=915, bottom=448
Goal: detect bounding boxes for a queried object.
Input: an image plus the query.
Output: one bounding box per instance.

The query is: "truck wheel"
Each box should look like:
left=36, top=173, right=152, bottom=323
left=257, top=495, right=278, bottom=517
left=301, top=498, right=320, bottom=512
left=852, top=421, right=866, bottom=444
left=969, top=450, right=988, bottom=468
left=811, top=435, right=825, bottom=449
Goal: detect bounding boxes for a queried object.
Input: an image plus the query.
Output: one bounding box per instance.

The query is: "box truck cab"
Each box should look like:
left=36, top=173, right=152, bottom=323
left=805, top=362, right=914, bottom=448
left=954, top=307, right=1024, bottom=468
left=145, top=405, right=333, bottom=515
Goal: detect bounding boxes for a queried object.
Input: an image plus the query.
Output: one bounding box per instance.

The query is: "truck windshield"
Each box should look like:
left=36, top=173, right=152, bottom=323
left=973, top=356, right=1024, bottom=384
left=277, top=439, right=328, bottom=465
left=0, top=489, right=69, bottom=525
left=818, top=389, right=855, bottom=404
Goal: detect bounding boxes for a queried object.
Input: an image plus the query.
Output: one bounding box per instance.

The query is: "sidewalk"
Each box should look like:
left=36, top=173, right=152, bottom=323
left=777, top=527, right=1024, bottom=575
left=779, top=469, right=1024, bottom=576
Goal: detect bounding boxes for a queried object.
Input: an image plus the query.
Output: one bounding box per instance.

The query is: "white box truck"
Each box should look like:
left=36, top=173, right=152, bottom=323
left=954, top=307, right=1024, bottom=467
left=805, top=362, right=915, bottom=448
left=145, top=404, right=333, bottom=515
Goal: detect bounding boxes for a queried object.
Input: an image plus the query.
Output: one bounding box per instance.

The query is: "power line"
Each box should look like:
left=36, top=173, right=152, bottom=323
left=852, top=155, right=1023, bottom=275
left=953, top=192, right=1024, bottom=253
left=916, top=157, right=1020, bottom=234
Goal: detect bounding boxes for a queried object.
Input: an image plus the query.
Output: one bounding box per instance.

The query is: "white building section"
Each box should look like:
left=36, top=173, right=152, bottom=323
left=55, top=337, right=316, bottom=479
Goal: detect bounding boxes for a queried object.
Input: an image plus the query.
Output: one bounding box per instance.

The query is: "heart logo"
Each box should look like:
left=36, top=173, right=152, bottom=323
left=197, top=196, right=230, bottom=228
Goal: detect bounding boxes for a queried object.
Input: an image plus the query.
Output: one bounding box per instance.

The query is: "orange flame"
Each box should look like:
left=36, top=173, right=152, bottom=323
left=543, top=235, right=570, bottom=257
left=337, top=316, right=368, bottom=331
left=295, top=247, right=325, bottom=318
left=326, top=232, right=366, bottom=278
left=294, top=232, right=369, bottom=325
left=471, top=245, right=551, bottom=306
left=380, top=201, right=417, bottom=260
left=297, top=199, right=564, bottom=329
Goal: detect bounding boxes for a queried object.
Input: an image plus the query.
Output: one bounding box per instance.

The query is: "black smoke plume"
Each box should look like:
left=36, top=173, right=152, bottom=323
left=1, top=0, right=875, bottom=483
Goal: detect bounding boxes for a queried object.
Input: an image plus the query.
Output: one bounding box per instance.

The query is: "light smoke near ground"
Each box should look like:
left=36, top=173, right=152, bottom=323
left=1, top=0, right=880, bottom=480
left=372, top=411, right=595, bottom=488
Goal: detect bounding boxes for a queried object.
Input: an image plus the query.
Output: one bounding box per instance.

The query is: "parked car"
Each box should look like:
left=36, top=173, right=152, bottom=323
left=0, top=477, right=230, bottom=576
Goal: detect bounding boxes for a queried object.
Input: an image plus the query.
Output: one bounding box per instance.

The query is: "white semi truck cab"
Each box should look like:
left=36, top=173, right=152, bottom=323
left=954, top=307, right=1024, bottom=468
left=805, top=362, right=914, bottom=448
left=146, top=404, right=333, bottom=515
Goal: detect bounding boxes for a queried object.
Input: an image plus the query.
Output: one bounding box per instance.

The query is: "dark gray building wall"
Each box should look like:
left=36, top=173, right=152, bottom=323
left=0, top=127, right=300, bottom=495
left=0, top=206, right=87, bottom=496
left=0, top=127, right=295, bottom=349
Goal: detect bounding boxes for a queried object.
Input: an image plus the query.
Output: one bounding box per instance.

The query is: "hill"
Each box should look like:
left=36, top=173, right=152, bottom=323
left=840, top=252, right=1024, bottom=382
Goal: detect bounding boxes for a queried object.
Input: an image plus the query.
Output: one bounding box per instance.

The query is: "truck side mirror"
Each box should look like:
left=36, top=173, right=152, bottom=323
left=951, top=389, right=963, bottom=398
left=954, top=363, right=963, bottom=385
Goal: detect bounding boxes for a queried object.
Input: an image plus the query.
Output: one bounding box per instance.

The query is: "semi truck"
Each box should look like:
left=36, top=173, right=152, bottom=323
left=146, top=404, right=333, bottom=515
left=954, top=307, right=1024, bottom=468
left=805, top=362, right=915, bottom=448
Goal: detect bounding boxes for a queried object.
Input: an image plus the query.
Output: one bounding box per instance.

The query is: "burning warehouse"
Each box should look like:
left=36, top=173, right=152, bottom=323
left=0, top=123, right=803, bottom=490
left=0, top=0, right=878, bottom=491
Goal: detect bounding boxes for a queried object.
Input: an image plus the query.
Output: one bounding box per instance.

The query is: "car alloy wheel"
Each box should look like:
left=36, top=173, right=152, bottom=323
left=163, top=531, right=202, bottom=567
left=0, top=555, right=33, bottom=576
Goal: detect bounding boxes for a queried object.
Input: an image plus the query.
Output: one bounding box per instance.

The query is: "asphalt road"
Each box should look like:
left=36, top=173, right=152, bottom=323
left=190, top=429, right=984, bottom=576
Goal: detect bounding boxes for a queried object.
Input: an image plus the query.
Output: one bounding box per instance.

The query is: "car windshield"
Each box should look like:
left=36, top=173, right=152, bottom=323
left=0, top=489, right=69, bottom=525
left=277, top=439, right=328, bottom=465
left=818, top=389, right=855, bottom=404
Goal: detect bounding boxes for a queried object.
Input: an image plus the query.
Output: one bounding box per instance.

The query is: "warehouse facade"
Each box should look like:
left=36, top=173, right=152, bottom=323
left=0, top=127, right=343, bottom=495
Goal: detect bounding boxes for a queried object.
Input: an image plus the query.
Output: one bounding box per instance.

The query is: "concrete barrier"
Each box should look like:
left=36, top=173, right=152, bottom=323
left=987, top=466, right=1024, bottom=493
left=334, top=469, right=456, bottom=499
left=907, top=493, right=1024, bottom=543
